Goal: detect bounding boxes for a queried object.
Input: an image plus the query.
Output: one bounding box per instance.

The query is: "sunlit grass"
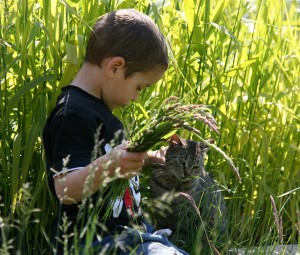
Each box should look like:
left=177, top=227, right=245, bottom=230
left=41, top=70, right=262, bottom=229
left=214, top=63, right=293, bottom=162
left=0, top=0, right=299, bottom=254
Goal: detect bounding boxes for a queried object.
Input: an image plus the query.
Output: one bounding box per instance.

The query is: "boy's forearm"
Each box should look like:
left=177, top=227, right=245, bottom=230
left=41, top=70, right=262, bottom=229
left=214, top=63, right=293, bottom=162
left=54, top=147, right=145, bottom=205
left=54, top=158, right=108, bottom=205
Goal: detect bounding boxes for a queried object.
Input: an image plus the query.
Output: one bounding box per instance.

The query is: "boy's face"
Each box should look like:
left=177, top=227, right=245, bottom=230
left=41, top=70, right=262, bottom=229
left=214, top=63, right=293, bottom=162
left=104, top=65, right=166, bottom=109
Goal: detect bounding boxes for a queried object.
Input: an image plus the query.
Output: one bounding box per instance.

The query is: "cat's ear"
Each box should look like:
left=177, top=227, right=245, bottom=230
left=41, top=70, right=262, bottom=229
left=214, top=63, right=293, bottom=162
left=200, top=138, right=214, bottom=152
left=169, top=134, right=186, bottom=146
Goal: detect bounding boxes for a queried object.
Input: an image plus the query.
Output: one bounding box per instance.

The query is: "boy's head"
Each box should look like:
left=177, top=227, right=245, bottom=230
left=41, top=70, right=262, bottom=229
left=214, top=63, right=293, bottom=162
left=85, top=9, right=168, bottom=78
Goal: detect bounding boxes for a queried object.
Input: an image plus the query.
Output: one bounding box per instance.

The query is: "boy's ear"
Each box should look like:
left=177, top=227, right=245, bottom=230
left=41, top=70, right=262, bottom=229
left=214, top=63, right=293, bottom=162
left=106, top=57, right=125, bottom=77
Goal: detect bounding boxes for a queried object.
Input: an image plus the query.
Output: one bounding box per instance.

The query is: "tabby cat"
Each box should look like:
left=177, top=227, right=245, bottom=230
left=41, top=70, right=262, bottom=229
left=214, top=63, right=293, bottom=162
left=150, top=134, right=228, bottom=254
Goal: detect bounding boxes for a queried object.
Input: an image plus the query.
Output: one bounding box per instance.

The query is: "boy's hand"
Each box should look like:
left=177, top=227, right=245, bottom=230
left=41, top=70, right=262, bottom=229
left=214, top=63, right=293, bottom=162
left=144, top=146, right=167, bottom=167
left=101, top=143, right=147, bottom=179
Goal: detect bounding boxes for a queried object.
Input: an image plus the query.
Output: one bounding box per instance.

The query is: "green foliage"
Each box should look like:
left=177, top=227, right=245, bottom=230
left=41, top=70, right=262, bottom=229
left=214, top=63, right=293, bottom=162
left=126, top=96, right=219, bottom=152
left=0, top=0, right=299, bottom=254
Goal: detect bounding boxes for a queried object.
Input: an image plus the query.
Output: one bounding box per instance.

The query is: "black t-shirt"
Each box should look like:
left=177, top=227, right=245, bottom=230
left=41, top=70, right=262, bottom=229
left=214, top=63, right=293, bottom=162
left=43, top=85, right=141, bottom=250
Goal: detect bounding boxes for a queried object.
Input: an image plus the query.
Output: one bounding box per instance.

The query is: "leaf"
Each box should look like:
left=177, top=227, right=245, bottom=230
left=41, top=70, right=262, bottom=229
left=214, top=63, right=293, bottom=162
left=66, top=43, right=78, bottom=65
left=2, top=75, right=54, bottom=125
left=12, top=133, right=22, bottom=203
left=20, top=122, right=39, bottom=185
left=209, top=22, right=239, bottom=45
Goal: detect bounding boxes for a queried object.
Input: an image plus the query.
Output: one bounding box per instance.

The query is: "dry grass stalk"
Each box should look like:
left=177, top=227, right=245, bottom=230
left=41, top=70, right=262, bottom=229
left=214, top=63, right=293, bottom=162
left=296, top=211, right=300, bottom=238
left=127, top=96, right=219, bottom=152
left=270, top=195, right=284, bottom=244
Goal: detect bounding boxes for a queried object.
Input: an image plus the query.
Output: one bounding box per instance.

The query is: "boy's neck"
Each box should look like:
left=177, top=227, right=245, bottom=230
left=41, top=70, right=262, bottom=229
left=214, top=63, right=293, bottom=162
left=71, top=61, right=104, bottom=99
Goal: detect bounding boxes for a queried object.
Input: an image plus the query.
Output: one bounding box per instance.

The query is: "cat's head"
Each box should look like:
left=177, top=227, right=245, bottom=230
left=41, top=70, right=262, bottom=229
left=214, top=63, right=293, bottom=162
left=165, top=134, right=213, bottom=180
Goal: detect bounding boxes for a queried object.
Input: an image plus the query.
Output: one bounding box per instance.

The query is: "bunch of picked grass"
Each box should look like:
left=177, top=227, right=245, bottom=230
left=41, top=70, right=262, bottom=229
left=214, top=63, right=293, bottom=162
left=126, top=96, right=241, bottom=181
left=126, top=96, right=219, bottom=151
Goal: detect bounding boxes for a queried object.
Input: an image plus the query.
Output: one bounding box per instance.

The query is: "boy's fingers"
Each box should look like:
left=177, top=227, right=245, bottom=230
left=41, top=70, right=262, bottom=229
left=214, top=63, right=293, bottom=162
left=120, top=159, right=143, bottom=170
left=121, top=150, right=147, bottom=162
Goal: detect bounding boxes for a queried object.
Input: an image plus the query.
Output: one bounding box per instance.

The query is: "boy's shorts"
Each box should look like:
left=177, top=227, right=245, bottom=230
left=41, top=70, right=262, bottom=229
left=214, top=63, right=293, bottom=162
left=91, top=226, right=189, bottom=255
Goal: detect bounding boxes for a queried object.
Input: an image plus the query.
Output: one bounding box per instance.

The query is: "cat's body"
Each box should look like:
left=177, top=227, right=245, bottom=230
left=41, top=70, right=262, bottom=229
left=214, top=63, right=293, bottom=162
left=150, top=134, right=228, bottom=254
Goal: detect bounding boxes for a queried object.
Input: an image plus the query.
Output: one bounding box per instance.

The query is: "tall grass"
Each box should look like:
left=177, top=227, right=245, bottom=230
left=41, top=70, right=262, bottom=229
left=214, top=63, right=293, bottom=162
left=0, top=0, right=299, bottom=254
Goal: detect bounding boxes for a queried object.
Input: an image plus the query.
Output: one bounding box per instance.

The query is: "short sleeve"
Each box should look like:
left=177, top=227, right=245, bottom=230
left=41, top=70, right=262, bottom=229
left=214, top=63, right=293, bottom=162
left=49, top=113, right=104, bottom=174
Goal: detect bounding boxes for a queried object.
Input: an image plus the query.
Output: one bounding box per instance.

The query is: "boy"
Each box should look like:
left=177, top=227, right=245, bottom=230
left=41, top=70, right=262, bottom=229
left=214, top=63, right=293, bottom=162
left=43, top=9, right=188, bottom=254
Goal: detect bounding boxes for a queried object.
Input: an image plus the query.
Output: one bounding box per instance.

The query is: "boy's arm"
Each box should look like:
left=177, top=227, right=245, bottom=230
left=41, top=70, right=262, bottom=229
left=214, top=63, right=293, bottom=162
left=54, top=143, right=147, bottom=205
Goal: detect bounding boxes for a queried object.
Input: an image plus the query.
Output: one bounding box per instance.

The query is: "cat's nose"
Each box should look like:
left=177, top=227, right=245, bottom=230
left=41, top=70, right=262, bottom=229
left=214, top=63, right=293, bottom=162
left=184, top=164, right=192, bottom=176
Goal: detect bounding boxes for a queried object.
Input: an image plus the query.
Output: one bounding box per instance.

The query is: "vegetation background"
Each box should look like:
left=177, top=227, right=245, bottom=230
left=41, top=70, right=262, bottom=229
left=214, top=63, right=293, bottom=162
left=0, top=0, right=299, bottom=254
